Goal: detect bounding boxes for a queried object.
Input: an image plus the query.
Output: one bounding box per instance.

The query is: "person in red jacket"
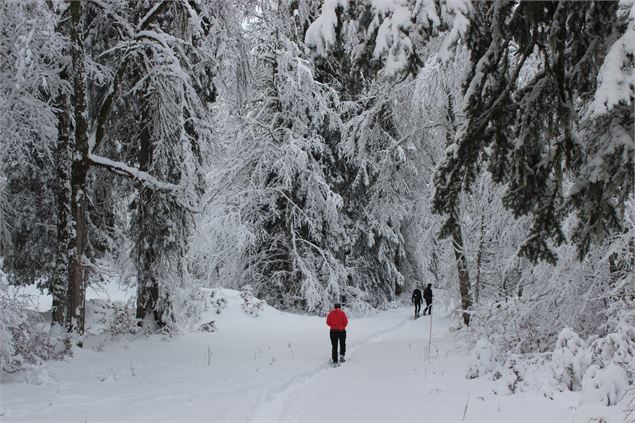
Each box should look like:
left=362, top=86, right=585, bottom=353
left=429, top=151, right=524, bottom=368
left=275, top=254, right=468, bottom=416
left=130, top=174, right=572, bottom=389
left=326, top=303, right=348, bottom=365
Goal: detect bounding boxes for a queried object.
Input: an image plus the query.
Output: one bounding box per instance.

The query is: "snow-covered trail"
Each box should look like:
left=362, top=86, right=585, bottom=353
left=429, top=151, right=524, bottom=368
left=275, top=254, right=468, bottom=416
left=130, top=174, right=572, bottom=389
left=0, top=292, right=622, bottom=422
left=249, top=313, right=614, bottom=423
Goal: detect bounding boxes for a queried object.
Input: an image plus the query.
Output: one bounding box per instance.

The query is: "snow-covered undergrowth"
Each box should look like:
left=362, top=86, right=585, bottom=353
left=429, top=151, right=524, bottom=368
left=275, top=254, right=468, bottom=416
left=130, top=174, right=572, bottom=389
left=0, top=268, right=69, bottom=377
left=466, top=310, right=635, bottom=410
left=463, top=203, right=635, bottom=412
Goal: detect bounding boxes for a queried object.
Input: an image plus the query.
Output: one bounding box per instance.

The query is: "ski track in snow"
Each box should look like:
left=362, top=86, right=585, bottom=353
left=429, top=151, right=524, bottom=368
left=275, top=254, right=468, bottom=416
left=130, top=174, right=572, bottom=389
left=249, top=316, right=412, bottom=421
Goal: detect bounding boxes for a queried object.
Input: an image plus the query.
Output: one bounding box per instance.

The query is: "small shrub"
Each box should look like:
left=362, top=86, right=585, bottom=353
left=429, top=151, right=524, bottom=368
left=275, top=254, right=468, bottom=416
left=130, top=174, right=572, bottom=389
left=198, top=321, right=216, bottom=332
left=107, top=299, right=140, bottom=337
left=467, top=338, right=497, bottom=379
left=493, top=358, right=525, bottom=395
left=240, top=285, right=265, bottom=316
left=582, top=363, right=629, bottom=406
left=551, top=328, right=590, bottom=391
left=209, top=290, right=227, bottom=315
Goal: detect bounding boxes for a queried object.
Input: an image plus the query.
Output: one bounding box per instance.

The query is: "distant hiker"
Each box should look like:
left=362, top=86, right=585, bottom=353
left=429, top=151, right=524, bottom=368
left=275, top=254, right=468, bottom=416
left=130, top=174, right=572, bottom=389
left=423, top=283, right=433, bottom=316
left=326, top=303, right=348, bottom=365
left=412, top=288, right=423, bottom=318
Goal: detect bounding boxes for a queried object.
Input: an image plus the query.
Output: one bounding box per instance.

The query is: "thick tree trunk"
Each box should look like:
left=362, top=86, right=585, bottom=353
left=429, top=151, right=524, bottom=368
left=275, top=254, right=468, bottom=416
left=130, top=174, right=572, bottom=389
left=51, top=86, right=71, bottom=332
left=135, top=245, right=163, bottom=326
left=67, top=1, right=89, bottom=335
left=134, top=118, right=167, bottom=327
left=452, top=224, right=472, bottom=326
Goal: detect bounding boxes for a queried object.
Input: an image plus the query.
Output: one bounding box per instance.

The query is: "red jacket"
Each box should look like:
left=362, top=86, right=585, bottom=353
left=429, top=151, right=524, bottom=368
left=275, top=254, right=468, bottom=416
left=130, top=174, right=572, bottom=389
left=326, top=308, right=348, bottom=331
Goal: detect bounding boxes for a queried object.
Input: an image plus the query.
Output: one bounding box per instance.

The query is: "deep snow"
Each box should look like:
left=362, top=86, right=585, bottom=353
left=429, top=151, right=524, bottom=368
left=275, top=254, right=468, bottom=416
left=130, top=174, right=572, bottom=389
left=0, top=286, right=627, bottom=422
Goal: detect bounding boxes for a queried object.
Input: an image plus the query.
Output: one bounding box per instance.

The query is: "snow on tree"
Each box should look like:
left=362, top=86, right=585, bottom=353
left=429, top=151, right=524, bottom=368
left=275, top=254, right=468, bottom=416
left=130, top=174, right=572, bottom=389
left=0, top=1, right=68, bottom=288
left=432, top=1, right=634, bottom=263
left=221, top=2, right=347, bottom=312
left=300, top=0, right=451, bottom=307
left=80, top=1, right=221, bottom=329
left=551, top=328, right=591, bottom=391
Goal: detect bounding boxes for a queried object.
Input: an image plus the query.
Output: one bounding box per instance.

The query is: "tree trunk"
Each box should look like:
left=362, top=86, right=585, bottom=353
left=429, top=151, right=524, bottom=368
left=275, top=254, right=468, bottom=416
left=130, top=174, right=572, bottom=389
left=134, top=117, right=167, bottom=327
left=51, top=80, right=71, bottom=332
left=452, top=225, right=472, bottom=326
left=474, top=215, right=485, bottom=304
left=67, top=1, right=89, bottom=335
left=444, top=91, right=472, bottom=325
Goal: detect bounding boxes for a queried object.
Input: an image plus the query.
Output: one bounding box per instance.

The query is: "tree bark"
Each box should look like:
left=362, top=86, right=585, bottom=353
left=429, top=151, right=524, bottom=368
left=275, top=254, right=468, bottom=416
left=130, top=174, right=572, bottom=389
left=134, top=116, right=167, bottom=327
left=51, top=78, right=71, bottom=332
left=474, top=215, right=485, bottom=304
left=452, top=225, right=472, bottom=326
left=444, top=92, right=472, bottom=326
left=67, top=0, right=89, bottom=335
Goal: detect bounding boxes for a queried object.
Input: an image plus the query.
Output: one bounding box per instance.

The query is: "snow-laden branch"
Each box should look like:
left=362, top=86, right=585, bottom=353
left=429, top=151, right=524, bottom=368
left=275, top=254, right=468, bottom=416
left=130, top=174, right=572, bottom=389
left=92, top=0, right=170, bottom=153
left=89, top=154, right=180, bottom=192
left=136, top=1, right=170, bottom=32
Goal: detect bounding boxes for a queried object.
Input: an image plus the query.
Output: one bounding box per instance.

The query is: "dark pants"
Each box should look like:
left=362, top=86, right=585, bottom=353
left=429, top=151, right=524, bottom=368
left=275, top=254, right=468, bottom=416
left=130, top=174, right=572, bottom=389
left=414, top=300, right=421, bottom=316
left=330, top=330, right=346, bottom=362
left=423, top=300, right=432, bottom=315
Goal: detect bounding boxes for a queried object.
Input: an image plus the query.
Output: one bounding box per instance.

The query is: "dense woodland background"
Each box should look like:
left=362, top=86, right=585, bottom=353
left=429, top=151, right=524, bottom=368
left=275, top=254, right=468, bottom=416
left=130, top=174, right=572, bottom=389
left=1, top=0, right=634, bottom=404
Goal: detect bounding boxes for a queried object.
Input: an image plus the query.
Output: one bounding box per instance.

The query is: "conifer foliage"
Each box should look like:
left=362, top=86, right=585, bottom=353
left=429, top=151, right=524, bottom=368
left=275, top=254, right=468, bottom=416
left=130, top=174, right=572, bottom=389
left=432, top=1, right=634, bottom=263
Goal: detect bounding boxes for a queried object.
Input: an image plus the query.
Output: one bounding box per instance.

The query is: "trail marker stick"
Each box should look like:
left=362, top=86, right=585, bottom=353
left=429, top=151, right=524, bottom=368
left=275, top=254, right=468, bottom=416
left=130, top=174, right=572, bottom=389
left=427, top=309, right=433, bottom=357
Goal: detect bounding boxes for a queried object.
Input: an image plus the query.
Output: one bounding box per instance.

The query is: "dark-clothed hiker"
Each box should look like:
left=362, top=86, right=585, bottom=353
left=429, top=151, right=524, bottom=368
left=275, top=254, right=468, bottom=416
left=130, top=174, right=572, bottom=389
left=326, top=303, right=348, bottom=364
left=423, top=283, right=433, bottom=316
left=412, top=288, right=423, bottom=318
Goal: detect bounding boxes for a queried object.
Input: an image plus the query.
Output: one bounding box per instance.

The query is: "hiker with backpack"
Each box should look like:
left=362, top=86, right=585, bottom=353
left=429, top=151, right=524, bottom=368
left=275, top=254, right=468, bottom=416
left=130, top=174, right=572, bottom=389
left=423, top=283, right=433, bottom=316
left=411, top=287, right=423, bottom=318
left=326, top=303, right=348, bottom=365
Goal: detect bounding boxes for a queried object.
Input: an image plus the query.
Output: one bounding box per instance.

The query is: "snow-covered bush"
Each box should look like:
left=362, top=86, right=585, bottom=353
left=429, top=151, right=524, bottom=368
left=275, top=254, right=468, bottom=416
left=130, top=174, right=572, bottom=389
left=469, top=300, right=547, bottom=355
left=582, top=364, right=629, bottom=406
left=176, top=287, right=211, bottom=327
left=198, top=321, right=216, bottom=333
left=580, top=306, right=635, bottom=406
left=551, top=328, right=591, bottom=392
left=0, top=273, right=69, bottom=373
left=209, top=289, right=228, bottom=315
left=590, top=329, right=635, bottom=377
left=342, top=299, right=376, bottom=317
left=106, top=299, right=140, bottom=338
left=467, top=198, right=634, bottom=404
left=492, top=358, right=526, bottom=395
left=1, top=274, right=25, bottom=372
left=624, top=385, right=635, bottom=422
left=240, top=285, right=265, bottom=317
left=467, top=338, right=497, bottom=379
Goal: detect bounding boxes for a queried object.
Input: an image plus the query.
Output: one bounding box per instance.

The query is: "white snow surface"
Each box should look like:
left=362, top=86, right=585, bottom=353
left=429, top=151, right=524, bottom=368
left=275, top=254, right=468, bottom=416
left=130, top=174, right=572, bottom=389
left=0, top=287, right=626, bottom=422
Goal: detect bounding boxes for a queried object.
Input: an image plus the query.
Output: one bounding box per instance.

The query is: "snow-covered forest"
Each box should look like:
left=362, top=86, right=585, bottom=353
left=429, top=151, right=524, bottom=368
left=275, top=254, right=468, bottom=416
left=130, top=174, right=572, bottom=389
left=1, top=0, right=634, bottom=421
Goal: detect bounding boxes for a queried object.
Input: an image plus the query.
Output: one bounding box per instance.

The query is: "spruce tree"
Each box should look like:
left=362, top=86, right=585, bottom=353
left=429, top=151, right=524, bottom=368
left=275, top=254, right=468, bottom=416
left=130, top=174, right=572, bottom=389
left=432, top=1, right=633, bottom=263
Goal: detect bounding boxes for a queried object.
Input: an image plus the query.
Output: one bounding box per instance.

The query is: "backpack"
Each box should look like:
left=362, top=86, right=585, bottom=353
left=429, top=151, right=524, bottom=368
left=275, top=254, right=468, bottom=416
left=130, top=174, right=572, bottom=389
left=413, top=289, right=422, bottom=301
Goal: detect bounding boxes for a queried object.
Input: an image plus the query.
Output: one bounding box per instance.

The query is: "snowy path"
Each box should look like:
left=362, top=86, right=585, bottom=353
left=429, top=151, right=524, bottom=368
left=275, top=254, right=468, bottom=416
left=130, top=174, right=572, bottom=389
left=0, top=295, right=623, bottom=422
left=250, top=312, right=413, bottom=421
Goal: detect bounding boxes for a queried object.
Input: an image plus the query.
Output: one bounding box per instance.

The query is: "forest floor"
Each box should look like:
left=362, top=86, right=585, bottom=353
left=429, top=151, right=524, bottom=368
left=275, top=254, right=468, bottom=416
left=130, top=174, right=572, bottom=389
left=0, top=286, right=626, bottom=422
